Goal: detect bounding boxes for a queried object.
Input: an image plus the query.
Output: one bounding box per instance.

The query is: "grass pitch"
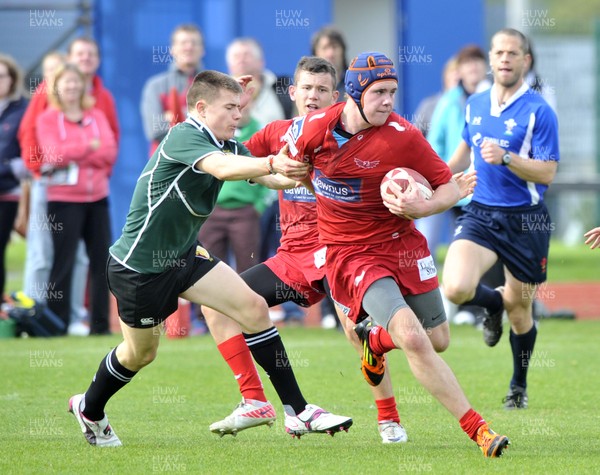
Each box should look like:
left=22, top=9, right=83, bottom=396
left=1, top=321, right=599, bottom=474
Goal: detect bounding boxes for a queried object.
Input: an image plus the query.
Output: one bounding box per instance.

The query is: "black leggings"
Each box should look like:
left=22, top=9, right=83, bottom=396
left=0, top=201, right=18, bottom=298
left=240, top=263, right=311, bottom=307
left=46, top=199, right=111, bottom=334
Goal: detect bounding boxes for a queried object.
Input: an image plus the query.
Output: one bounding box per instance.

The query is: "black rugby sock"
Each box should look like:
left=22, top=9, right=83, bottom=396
left=243, top=327, right=308, bottom=415
left=465, top=284, right=503, bottom=314
left=82, top=347, right=137, bottom=421
left=509, top=324, right=538, bottom=389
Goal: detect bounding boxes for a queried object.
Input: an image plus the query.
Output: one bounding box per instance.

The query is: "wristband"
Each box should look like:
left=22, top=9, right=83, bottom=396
left=266, top=155, right=276, bottom=175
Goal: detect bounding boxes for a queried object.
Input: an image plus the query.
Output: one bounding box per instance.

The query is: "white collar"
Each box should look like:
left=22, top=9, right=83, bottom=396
left=489, top=82, right=530, bottom=117
left=186, top=116, right=225, bottom=148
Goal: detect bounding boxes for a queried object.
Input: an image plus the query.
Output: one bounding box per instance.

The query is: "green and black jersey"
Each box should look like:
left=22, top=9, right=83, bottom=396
left=110, top=117, right=252, bottom=273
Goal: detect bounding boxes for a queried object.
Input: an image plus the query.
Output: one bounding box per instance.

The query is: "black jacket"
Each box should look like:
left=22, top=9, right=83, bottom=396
left=0, top=96, right=28, bottom=193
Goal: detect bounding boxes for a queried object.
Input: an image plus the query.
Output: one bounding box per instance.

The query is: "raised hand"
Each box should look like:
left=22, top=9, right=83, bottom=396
left=584, top=227, right=600, bottom=249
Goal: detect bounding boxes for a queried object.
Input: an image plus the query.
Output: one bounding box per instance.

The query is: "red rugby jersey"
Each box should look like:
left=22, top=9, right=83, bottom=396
left=283, top=102, right=452, bottom=244
left=245, top=120, right=319, bottom=251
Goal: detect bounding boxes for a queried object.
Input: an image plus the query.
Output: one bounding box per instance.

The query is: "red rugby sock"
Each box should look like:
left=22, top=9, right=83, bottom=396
left=375, top=396, right=400, bottom=423
left=459, top=408, right=486, bottom=441
left=217, top=334, right=266, bottom=402
left=369, top=326, right=396, bottom=354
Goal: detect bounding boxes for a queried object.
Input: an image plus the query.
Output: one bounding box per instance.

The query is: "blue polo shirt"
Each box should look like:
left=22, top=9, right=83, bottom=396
left=462, top=83, right=559, bottom=207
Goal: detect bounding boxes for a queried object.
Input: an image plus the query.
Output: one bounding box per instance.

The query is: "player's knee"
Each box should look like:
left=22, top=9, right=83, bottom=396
left=506, top=307, right=532, bottom=331
left=432, top=337, right=449, bottom=353
left=398, top=331, right=430, bottom=355
left=137, top=348, right=158, bottom=368
left=443, top=282, right=471, bottom=305
left=238, top=294, right=270, bottom=329
left=428, top=325, right=450, bottom=352
left=121, top=346, right=158, bottom=371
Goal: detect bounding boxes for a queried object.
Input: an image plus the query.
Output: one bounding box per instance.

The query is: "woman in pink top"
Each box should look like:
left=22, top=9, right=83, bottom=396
left=36, top=63, right=117, bottom=335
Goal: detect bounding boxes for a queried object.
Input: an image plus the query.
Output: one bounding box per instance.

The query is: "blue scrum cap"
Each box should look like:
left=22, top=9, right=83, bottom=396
left=345, top=52, right=398, bottom=105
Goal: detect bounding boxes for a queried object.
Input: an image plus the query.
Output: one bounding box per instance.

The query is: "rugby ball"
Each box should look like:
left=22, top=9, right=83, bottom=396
left=380, top=167, right=433, bottom=200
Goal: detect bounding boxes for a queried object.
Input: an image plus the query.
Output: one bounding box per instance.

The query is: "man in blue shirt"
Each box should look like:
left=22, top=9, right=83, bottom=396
left=443, top=28, right=559, bottom=410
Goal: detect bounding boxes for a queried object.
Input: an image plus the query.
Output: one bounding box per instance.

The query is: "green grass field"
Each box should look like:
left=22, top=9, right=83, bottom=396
left=5, top=236, right=600, bottom=296
left=1, top=323, right=599, bottom=474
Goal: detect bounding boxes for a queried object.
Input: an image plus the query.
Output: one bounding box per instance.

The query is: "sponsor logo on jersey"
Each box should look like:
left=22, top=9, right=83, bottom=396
left=282, top=187, right=316, bottom=203
left=473, top=134, right=510, bottom=149
left=481, top=136, right=510, bottom=148
left=472, top=116, right=482, bottom=125
left=354, top=157, right=380, bottom=169
left=312, top=169, right=362, bottom=203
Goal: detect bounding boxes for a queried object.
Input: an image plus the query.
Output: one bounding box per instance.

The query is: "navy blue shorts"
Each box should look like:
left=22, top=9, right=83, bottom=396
left=452, top=201, right=551, bottom=284
left=107, top=242, right=220, bottom=328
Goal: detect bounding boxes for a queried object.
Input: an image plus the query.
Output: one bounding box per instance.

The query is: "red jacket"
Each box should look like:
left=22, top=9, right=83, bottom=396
left=18, top=75, right=119, bottom=177
left=35, top=107, right=117, bottom=203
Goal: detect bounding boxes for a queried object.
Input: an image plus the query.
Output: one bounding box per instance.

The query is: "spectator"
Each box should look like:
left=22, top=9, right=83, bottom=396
left=421, top=45, right=489, bottom=325
left=140, top=24, right=204, bottom=155
left=310, top=26, right=349, bottom=100
left=412, top=56, right=459, bottom=136
left=36, top=63, right=117, bottom=335
left=0, top=54, right=28, bottom=300
left=18, top=39, right=119, bottom=336
left=418, top=45, right=488, bottom=266
left=225, top=37, right=284, bottom=128
left=525, top=39, right=556, bottom=111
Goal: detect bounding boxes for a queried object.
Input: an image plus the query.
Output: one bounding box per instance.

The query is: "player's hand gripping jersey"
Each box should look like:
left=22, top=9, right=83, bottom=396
left=245, top=119, right=319, bottom=252
left=245, top=119, right=326, bottom=305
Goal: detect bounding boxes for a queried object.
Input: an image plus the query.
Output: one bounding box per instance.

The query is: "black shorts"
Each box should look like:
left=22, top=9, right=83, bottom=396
left=107, top=243, right=220, bottom=328
left=453, top=201, right=551, bottom=284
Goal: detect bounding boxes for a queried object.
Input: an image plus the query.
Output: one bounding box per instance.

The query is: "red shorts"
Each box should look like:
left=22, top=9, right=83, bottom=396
left=264, top=243, right=327, bottom=307
left=325, top=228, right=439, bottom=323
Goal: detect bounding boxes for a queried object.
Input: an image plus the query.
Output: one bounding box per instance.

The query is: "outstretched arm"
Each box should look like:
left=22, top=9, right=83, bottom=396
left=251, top=174, right=297, bottom=189
left=197, top=143, right=309, bottom=182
